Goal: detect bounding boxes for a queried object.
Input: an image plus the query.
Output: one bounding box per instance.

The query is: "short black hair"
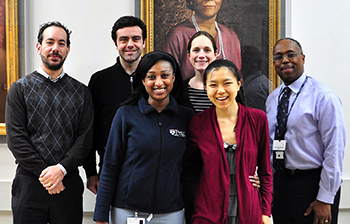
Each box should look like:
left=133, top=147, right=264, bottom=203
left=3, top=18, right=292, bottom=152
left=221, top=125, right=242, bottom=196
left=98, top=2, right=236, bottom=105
left=274, top=37, right=303, bottom=54
left=111, top=16, right=147, bottom=43
left=37, top=21, right=72, bottom=46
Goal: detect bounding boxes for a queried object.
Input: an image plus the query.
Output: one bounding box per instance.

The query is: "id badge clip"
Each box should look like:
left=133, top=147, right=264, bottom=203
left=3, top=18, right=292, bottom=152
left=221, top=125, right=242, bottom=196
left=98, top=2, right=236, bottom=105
left=127, top=218, right=145, bottom=224
left=273, top=140, right=286, bottom=159
left=127, top=211, right=146, bottom=224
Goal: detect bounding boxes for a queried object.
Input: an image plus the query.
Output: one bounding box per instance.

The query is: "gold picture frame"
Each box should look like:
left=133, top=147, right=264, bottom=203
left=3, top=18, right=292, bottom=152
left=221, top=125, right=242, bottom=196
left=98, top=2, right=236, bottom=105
left=0, top=0, right=18, bottom=135
left=140, top=0, right=282, bottom=88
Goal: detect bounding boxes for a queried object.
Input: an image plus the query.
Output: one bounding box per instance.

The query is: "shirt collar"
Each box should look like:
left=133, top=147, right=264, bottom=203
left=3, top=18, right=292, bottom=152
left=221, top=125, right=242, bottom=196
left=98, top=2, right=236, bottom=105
left=282, top=73, right=306, bottom=94
left=37, top=67, right=65, bottom=83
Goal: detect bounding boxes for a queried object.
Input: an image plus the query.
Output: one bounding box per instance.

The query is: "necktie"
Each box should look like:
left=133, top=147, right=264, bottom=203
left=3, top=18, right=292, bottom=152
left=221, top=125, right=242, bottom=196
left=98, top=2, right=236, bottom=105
left=273, top=87, right=291, bottom=171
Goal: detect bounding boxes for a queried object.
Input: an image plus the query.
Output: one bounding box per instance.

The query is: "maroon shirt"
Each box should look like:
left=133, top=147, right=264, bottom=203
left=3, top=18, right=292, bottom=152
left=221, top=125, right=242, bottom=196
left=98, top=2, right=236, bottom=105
left=184, top=105, right=272, bottom=224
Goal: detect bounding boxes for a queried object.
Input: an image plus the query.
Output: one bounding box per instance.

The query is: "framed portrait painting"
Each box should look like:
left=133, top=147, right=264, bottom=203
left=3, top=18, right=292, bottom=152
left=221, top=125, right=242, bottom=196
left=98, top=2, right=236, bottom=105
left=0, top=0, right=18, bottom=135
left=138, top=0, right=284, bottom=89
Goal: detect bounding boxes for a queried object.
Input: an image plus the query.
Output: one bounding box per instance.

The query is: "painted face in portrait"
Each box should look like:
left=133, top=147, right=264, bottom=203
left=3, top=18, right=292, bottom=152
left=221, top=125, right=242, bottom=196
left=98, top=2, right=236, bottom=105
left=206, top=66, right=241, bottom=110
left=273, top=39, right=305, bottom=86
left=188, top=35, right=217, bottom=72
left=192, top=0, right=223, bottom=20
left=36, top=26, right=70, bottom=71
left=115, top=26, right=145, bottom=64
left=142, top=60, right=175, bottom=107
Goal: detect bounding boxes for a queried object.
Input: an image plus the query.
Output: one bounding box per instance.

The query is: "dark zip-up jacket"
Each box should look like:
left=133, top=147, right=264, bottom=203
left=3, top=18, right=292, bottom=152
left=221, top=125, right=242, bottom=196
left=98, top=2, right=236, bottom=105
left=93, top=96, right=194, bottom=222
left=83, top=57, right=135, bottom=177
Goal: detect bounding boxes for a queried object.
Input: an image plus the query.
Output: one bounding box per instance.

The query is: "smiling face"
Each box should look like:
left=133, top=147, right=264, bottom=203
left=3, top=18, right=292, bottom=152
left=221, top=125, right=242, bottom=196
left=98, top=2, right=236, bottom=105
left=36, top=26, right=70, bottom=72
left=143, top=60, right=175, bottom=109
left=193, top=0, right=222, bottom=19
left=115, top=26, right=145, bottom=64
left=206, top=66, right=241, bottom=110
left=273, top=39, right=305, bottom=85
left=188, top=35, right=217, bottom=73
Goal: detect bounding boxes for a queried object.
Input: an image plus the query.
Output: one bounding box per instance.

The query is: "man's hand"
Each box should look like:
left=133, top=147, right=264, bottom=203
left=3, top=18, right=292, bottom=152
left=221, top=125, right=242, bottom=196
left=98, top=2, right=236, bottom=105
left=47, top=181, right=66, bottom=194
left=262, top=215, right=270, bottom=224
left=39, top=165, right=65, bottom=193
left=87, top=175, right=99, bottom=194
left=96, top=222, right=108, bottom=224
left=249, top=174, right=260, bottom=189
left=304, top=200, right=331, bottom=224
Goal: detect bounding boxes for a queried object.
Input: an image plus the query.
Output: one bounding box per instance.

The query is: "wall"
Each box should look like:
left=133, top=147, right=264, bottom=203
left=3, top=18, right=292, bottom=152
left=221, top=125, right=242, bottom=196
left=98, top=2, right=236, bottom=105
left=1, top=0, right=135, bottom=223
left=286, top=0, right=350, bottom=222
left=22, top=0, right=135, bottom=85
left=1, top=0, right=349, bottom=223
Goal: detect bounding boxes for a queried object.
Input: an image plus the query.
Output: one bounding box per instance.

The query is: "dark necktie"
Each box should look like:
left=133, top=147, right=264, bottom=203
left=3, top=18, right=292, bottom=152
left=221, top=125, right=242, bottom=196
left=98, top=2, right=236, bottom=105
left=273, top=87, right=291, bottom=171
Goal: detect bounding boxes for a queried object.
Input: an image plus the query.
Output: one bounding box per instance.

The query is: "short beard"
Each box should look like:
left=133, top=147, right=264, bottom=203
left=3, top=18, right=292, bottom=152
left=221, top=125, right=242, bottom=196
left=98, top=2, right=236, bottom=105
left=41, top=54, right=66, bottom=71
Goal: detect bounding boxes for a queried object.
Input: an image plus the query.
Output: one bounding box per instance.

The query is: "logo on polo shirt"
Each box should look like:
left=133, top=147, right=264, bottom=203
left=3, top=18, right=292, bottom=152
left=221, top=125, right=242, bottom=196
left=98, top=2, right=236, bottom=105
left=169, top=129, right=186, bottom=137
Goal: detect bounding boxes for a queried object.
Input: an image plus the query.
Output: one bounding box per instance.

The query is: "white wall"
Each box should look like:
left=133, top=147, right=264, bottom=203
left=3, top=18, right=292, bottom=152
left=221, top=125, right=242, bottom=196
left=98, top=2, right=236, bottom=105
left=23, top=0, right=135, bottom=85
left=286, top=0, right=350, bottom=222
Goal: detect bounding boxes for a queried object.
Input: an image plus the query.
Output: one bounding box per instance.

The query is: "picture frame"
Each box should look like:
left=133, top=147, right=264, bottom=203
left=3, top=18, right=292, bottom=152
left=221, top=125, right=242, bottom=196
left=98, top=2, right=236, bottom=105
left=139, top=0, right=283, bottom=87
left=0, top=0, right=18, bottom=135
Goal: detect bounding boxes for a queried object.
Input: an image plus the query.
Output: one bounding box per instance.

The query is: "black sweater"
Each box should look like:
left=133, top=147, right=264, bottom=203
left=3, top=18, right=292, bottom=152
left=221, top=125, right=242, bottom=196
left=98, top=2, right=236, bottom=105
left=6, top=71, right=93, bottom=176
left=83, top=57, right=134, bottom=177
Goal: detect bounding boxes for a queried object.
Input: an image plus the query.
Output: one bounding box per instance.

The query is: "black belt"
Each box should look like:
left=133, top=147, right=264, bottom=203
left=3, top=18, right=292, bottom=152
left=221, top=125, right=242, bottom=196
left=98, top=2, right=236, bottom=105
left=281, top=167, right=322, bottom=175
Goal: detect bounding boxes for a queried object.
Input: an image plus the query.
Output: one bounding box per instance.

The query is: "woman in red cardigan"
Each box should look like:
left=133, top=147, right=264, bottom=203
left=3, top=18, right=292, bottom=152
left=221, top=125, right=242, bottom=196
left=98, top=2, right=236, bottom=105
left=184, top=59, right=273, bottom=224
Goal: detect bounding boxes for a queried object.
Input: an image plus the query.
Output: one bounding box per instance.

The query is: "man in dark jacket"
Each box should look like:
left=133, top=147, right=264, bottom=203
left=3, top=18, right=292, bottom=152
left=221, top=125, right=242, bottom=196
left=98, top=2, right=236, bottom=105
left=83, top=16, right=147, bottom=194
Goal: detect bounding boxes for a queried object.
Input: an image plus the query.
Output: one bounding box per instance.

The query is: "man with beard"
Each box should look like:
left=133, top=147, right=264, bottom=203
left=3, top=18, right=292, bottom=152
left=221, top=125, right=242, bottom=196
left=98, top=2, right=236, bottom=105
left=83, top=16, right=147, bottom=194
left=5, top=21, right=93, bottom=224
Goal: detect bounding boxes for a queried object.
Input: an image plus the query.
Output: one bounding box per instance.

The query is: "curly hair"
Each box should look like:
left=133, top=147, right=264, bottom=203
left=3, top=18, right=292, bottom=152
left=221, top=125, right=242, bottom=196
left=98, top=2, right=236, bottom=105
left=37, top=21, right=72, bottom=46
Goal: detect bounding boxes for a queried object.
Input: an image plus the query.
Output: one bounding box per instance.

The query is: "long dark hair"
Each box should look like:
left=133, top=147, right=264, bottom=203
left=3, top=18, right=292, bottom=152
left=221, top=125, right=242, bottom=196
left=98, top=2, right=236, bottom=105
left=204, top=59, right=246, bottom=106
left=122, top=51, right=186, bottom=106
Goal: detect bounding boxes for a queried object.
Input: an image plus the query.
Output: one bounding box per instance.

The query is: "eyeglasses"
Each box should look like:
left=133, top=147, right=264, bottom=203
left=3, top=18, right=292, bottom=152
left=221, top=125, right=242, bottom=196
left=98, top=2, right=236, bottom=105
left=273, top=52, right=303, bottom=62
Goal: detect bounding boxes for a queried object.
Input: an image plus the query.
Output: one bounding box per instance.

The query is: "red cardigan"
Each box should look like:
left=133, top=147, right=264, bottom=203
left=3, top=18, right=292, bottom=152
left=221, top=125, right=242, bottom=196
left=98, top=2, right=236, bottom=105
left=184, top=105, right=272, bottom=224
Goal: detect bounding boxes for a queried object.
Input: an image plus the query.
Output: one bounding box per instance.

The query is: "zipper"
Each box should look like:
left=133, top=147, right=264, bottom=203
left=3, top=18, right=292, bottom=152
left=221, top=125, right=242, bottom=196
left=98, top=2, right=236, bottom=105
left=130, top=75, right=133, bottom=92
left=152, top=112, right=163, bottom=211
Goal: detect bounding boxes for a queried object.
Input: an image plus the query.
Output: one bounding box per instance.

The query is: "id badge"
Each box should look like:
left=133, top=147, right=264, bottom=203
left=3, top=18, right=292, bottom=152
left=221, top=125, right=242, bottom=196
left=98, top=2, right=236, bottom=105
left=273, top=140, right=286, bottom=159
left=127, top=217, right=145, bottom=224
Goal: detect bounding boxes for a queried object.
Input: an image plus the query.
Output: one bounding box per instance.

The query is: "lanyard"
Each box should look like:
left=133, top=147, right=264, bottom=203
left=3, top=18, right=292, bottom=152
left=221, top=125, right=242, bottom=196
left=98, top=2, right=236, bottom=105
left=275, top=76, right=308, bottom=135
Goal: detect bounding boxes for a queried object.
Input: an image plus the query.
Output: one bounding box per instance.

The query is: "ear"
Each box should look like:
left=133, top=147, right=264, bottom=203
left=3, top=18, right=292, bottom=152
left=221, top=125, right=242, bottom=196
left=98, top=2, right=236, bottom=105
left=142, top=79, right=146, bottom=86
left=66, top=46, right=71, bottom=56
left=172, top=73, right=175, bottom=83
left=36, top=42, right=42, bottom=55
left=142, top=39, right=146, bottom=49
left=301, top=54, right=305, bottom=64
left=237, top=80, right=242, bottom=92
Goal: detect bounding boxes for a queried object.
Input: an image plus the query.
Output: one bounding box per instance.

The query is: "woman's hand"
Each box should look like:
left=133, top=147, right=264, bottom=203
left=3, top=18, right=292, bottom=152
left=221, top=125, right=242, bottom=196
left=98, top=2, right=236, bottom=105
left=249, top=174, right=260, bottom=189
left=262, top=215, right=270, bottom=224
left=96, top=221, right=108, bottom=224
